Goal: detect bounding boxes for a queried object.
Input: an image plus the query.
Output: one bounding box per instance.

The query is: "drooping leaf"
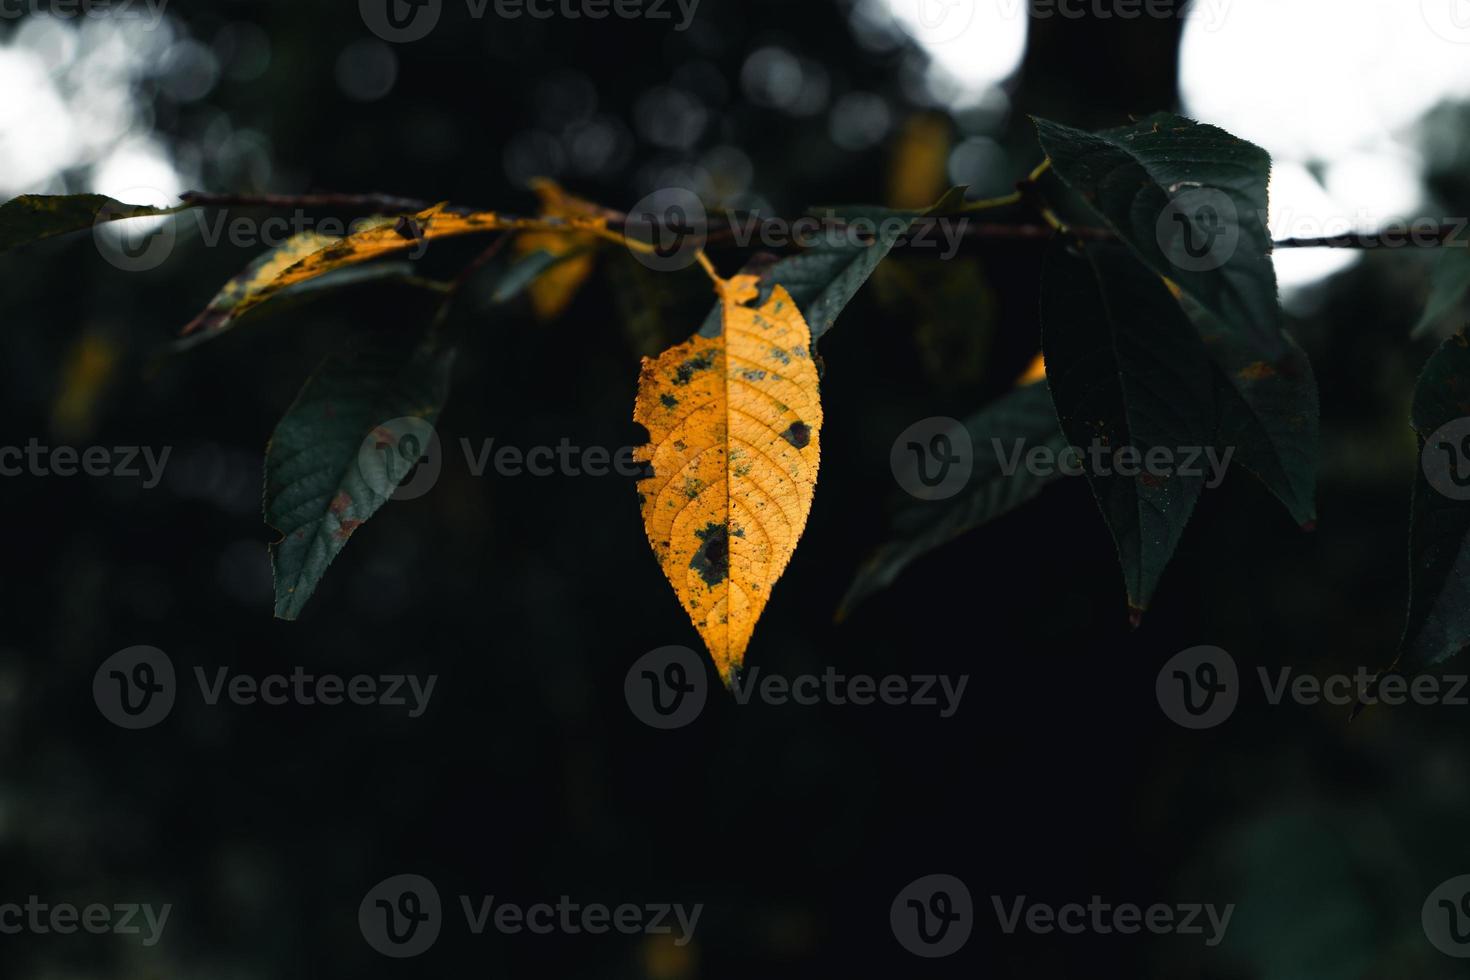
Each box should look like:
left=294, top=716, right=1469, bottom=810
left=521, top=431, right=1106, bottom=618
left=1388, top=330, right=1470, bottom=674
left=697, top=189, right=966, bottom=344
left=0, top=193, right=185, bottom=252
left=512, top=178, right=612, bottom=319
left=234, top=204, right=505, bottom=319
left=1187, top=299, right=1319, bottom=527
left=167, top=262, right=422, bottom=357
left=1042, top=238, right=1217, bottom=617
left=839, top=377, right=1066, bottom=619
left=265, top=331, right=455, bottom=619
left=634, top=274, right=823, bottom=683
left=1411, top=238, right=1470, bottom=339
left=181, top=230, right=340, bottom=337
left=1034, top=113, right=1286, bottom=360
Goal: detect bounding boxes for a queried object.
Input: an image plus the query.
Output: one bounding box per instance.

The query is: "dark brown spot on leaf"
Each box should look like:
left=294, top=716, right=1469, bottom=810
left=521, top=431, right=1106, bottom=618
left=675, top=352, right=714, bottom=385
left=781, top=421, right=811, bottom=448
left=690, top=522, right=728, bottom=587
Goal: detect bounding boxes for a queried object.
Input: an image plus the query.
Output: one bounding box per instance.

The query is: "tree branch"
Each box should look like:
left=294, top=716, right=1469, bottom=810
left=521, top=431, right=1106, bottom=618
left=179, top=191, right=435, bottom=213
left=176, top=190, right=1466, bottom=251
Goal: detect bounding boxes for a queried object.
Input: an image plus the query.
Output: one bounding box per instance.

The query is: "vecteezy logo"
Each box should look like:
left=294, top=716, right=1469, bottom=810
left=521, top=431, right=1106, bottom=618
left=909, top=0, right=975, bottom=44
left=93, top=646, right=176, bottom=729
left=1424, top=875, right=1470, bottom=957
left=360, top=874, right=443, bottom=958
left=891, top=874, right=972, bottom=958
left=357, top=416, right=442, bottom=502
left=1155, top=188, right=1239, bottom=273
left=93, top=189, right=177, bottom=273
left=1156, top=645, right=1238, bottom=729
left=623, top=189, right=707, bottom=273
left=890, top=417, right=973, bottom=501
left=1422, top=418, right=1470, bottom=501
left=360, top=0, right=442, bottom=42
left=624, top=645, right=707, bottom=729
left=1423, top=0, right=1470, bottom=44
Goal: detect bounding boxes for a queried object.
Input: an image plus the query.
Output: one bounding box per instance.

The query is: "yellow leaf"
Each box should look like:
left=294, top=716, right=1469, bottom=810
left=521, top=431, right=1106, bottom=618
left=51, top=329, right=118, bottom=440
left=1017, top=352, right=1047, bottom=385
left=888, top=113, right=952, bottom=211
left=634, top=274, right=823, bottom=684
left=232, top=204, right=505, bottom=319
left=515, top=178, right=611, bottom=320
left=181, top=230, right=338, bottom=336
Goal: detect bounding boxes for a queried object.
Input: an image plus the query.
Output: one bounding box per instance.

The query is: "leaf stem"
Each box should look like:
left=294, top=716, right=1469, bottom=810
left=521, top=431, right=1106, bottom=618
left=694, top=250, right=720, bottom=284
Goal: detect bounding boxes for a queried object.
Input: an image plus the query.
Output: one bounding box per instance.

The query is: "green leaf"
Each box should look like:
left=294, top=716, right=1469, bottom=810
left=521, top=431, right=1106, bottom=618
left=1190, top=300, right=1320, bottom=527
left=265, top=330, right=455, bottom=619
left=0, top=193, right=184, bottom=252
left=1391, top=330, right=1470, bottom=674
left=1033, top=113, right=1286, bottom=360
left=1411, top=239, right=1470, bottom=339
left=697, top=189, right=965, bottom=343
left=838, top=380, right=1067, bottom=619
left=1042, top=238, right=1217, bottom=616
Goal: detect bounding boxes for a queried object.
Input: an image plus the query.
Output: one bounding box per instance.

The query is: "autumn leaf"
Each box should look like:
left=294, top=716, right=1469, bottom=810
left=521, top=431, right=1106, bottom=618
left=513, top=178, right=611, bottom=319
left=634, top=273, right=823, bottom=684
left=181, top=230, right=340, bottom=337
left=232, top=204, right=505, bottom=319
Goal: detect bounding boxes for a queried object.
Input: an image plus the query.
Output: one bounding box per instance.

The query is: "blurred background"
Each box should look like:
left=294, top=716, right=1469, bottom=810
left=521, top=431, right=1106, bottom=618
left=3, top=0, right=1470, bottom=976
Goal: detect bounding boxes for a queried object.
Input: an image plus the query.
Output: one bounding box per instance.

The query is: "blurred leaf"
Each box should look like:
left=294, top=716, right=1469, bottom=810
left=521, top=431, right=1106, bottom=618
left=513, top=179, right=612, bottom=319
left=871, top=256, right=996, bottom=392
left=492, top=246, right=589, bottom=305
left=50, top=328, right=119, bottom=441
left=1390, top=330, right=1470, bottom=673
left=888, top=113, right=952, bottom=211
left=1034, top=112, right=1286, bottom=360
left=635, top=274, right=822, bottom=683
left=265, top=330, right=455, bottom=620
left=1411, top=239, right=1470, bottom=339
left=607, top=251, right=673, bottom=357
left=1017, top=352, right=1047, bottom=385
left=0, top=193, right=185, bottom=251
left=1042, top=238, right=1216, bottom=616
left=839, top=379, right=1065, bottom=619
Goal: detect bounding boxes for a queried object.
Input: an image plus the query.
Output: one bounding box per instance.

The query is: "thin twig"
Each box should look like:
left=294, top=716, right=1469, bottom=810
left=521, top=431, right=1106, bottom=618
left=175, top=190, right=1468, bottom=252
left=179, top=190, right=435, bottom=212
